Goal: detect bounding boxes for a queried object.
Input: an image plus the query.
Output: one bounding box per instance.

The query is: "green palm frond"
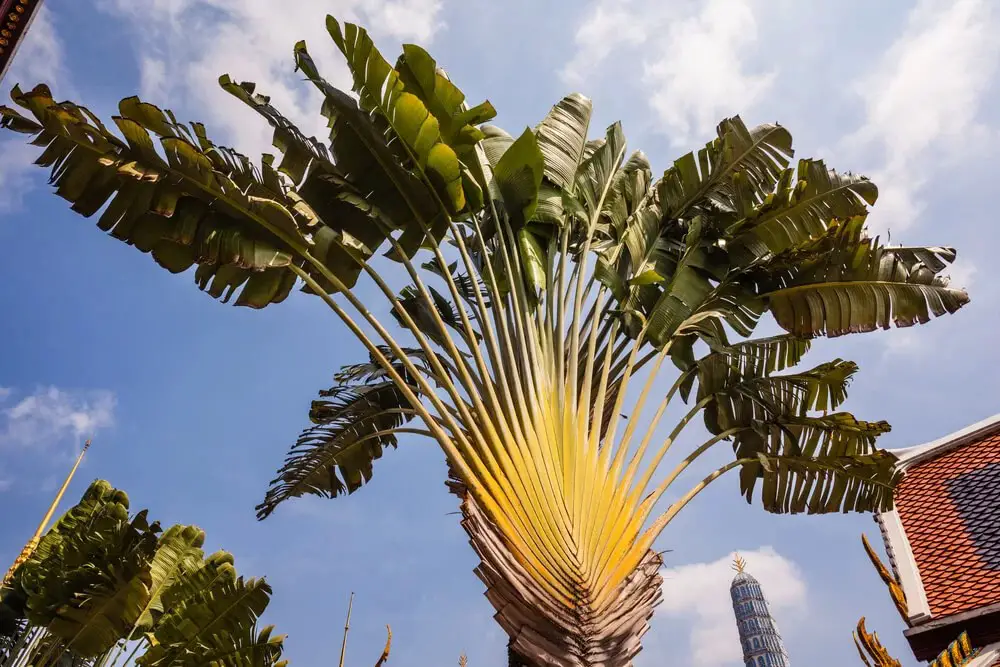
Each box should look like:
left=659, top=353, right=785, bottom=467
left=138, top=577, right=272, bottom=667
left=131, top=524, right=207, bottom=634
left=728, top=158, right=877, bottom=263
left=15, top=483, right=160, bottom=657
left=658, top=117, right=793, bottom=219
left=733, top=414, right=897, bottom=513
left=256, top=349, right=432, bottom=520
left=755, top=215, right=969, bottom=337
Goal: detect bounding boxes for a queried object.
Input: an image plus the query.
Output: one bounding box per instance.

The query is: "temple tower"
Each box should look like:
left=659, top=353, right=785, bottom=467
left=730, top=554, right=791, bottom=667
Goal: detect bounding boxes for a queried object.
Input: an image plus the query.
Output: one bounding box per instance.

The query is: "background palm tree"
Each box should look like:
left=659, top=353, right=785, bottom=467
left=0, top=480, right=287, bottom=667
left=0, top=17, right=969, bottom=667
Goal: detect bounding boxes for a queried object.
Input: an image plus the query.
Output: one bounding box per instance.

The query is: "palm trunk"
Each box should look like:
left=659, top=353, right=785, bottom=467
left=447, top=471, right=662, bottom=667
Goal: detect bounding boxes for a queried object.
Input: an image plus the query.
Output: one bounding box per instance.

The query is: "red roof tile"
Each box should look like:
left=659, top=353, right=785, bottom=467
left=895, top=432, right=1000, bottom=618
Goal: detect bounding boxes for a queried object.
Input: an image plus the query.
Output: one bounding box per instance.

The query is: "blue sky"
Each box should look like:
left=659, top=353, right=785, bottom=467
left=1, top=0, right=998, bottom=665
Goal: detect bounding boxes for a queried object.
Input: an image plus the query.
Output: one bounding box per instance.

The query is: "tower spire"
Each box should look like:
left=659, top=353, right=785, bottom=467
left=2, top=439, right=91, bottom=586
left=730, top=556, right=791, bottom=667
left=733, top=553, right=747, bottom=573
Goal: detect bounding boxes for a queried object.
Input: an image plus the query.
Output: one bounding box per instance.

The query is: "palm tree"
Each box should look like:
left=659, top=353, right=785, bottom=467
left=0, top=17, right=970, bottom=667
left=1, top=480, right=287, bottom=667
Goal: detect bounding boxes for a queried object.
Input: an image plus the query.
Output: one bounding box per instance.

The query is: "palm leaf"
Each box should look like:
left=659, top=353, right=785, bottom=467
left=131, top=524, right=207, bottom=634
left=658, top=117, right=793, bottom=219
left=0, top=86, right=318, bottom=308
left=219, top=75, right=331, bottom=185
left=728, top=158, right=878, bottom=262
left=734, top=413, right=896, bottom=514
left=30, top=507, right=160, bottom=656
left=535, top=93, right=592, bottom=191
left=758, top=216, right=970, bottom=337
left=138, top=577, right=272, bottom=667
left=292, top=41, right=449, bottom=257
left=327, top=17, right=472, bottom=216
left=256, top=349, right=432, bottom=520
left=186, top=623, right=288, bottom=667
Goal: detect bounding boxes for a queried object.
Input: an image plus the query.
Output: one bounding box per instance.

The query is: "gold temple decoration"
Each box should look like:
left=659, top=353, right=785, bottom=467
left=732, top=554, right=748, bottom=573
left=854, top=618, right=902, bottom=667
left=861, top=533, right=910, bottom=624
left=929, top=631, right=980, bottom=667
left=373, top=624, right=391, bottom=667
left=2, top=439, right=91, bottom=586
left=855, top=534, right=982, bottom=667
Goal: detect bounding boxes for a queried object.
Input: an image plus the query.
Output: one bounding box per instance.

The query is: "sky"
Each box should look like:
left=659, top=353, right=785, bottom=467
left=0, top=0, right=998, bottom=665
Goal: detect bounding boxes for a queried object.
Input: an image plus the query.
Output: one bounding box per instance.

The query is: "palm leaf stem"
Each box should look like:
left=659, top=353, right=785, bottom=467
left=292, top=265, right=580, bottom=605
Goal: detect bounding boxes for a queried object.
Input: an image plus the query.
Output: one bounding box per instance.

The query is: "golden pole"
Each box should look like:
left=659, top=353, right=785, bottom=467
left=338, top=592, right=355, bottom=667
left=2, top=439, right=91, bottom=586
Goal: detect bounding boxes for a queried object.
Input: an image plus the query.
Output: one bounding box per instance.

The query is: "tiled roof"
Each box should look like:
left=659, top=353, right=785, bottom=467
left=0, top=0, right=43, bottom=82
left=895, top=431, right=1000, bottom=618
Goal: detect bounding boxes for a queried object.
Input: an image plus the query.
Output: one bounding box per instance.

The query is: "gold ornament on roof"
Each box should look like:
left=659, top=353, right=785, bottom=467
left=732, top=554, right=747, bottom=573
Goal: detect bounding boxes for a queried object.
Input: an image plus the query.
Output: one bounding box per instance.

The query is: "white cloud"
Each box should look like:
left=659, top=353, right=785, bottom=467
left=843, top=0, right=1000, bottom=234
left=0, top=5, right=67, bottom=214
left=561, top=1, right=648, bottom=87
left=0, top=142, right=42, bottom=214
left=945, top=257, right=978, bottom=293
left=658, top=547, right=806, bottom=667
left=562, top=0, right=774, bottom=146
left=881, top=329, right=925, bottom=359
left=0, top=387, right=116, bottom=450
left=642, top=0, right=774, bottom=148
left=0, top=387, right=10, bottom=402
left=98, top=0, right=445, bottom=161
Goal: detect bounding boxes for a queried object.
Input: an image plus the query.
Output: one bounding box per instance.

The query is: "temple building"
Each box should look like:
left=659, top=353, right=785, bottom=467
left=730, top=555, right=791, bottom=667
left=867, top=414, right=1000, bottom=666
left=0, top=0, right=44, bottom=84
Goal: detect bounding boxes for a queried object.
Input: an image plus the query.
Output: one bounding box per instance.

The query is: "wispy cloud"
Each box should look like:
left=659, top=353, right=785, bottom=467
left=656, top=547, right=807, bottom=667
left=842, top=0, right=1000, bottom=235
left=562, top=0, right=774, bottom=146
left=0, top=386, right=116, bottom=450
left=98, top=0, right=445, bottom=161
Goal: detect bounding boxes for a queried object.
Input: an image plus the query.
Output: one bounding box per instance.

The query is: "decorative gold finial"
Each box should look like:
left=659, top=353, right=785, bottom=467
left=2, top=440, right=92, bottom=586
left=732, top=554, right=747, bottom=573
left=338, top=592, right=354, bottom=667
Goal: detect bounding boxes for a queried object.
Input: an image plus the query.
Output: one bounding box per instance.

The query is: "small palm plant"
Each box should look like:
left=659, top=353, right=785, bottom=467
left=1, top=17, right=969, bottom=667
left=0, top=481, right=286, bottom=667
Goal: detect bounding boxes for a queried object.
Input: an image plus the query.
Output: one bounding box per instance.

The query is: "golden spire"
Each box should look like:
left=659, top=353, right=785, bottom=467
left=732, top=553, right=747, bottom=574
left=338, top=592, right=354, bottom=667
left=2, top=439, right=92, bottom=586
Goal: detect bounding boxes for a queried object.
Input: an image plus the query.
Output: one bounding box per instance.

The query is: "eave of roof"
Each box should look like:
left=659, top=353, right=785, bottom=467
left=890, top=412, right=1000, bottom=472
left=0, top=0, right=45, bottom=84
left=903, top=603, right=1000, bottom=661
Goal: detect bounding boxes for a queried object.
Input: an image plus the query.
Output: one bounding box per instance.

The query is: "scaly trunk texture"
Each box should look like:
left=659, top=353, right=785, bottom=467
left=448, top=473, right=663, bottom=667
